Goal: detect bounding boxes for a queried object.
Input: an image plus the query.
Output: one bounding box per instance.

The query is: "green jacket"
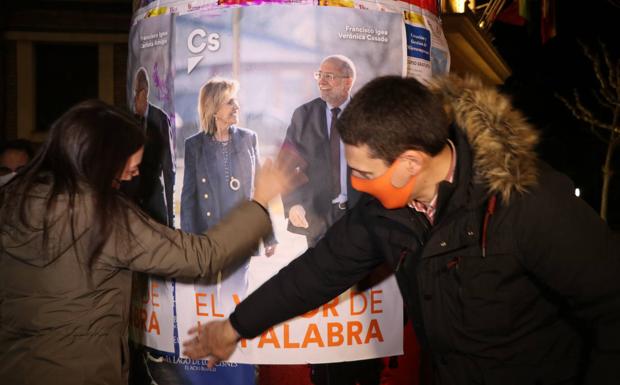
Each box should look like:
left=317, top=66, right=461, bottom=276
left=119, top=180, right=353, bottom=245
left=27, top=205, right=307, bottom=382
left=0, top=183, right=270, bottom=385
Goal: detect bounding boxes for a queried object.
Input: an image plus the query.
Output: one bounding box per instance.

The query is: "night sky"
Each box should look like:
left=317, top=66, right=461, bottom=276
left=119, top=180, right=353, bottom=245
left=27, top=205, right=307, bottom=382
left=491, top=1, right=620, bottom=228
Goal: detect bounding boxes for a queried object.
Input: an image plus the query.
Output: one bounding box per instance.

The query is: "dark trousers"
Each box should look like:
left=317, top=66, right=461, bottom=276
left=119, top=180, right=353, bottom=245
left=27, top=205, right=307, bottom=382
left=310, top=359, right=383, bottom=385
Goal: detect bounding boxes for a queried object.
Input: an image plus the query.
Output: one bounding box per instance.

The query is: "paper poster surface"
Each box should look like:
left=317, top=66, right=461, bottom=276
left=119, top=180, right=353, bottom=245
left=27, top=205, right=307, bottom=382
left=127, top=0, right=449, bottom=375
left=172, top=4, right=405, bottom=364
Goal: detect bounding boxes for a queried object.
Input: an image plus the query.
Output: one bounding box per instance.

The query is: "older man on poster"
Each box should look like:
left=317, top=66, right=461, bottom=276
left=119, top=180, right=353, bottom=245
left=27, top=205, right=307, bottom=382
left=129, top=67, right=178, bottom=385
left=282, top=54, right=361, bottom=249
left=131, top=67, right=176, bottom=227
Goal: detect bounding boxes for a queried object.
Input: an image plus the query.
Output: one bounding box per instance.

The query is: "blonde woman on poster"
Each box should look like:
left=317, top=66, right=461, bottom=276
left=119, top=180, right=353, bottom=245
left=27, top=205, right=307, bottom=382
left=181, top=77, right=277, bottom=311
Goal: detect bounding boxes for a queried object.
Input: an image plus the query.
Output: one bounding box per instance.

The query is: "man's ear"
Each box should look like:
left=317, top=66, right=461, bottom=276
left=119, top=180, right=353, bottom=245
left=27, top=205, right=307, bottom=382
left=344, top=77, right=354, bottom=90
left=399, top=150, right=427, bottom=176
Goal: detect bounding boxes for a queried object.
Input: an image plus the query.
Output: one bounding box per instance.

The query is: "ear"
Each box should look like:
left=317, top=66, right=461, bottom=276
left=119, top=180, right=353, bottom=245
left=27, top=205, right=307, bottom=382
left=344, top=77, right=354, bottom=89
left=399, top=150, right=427, bottom=176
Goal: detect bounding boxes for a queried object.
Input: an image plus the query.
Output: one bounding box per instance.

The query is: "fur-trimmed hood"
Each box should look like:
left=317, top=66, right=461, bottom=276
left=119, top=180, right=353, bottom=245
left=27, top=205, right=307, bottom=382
left=430, top=75, right=540, bottom=202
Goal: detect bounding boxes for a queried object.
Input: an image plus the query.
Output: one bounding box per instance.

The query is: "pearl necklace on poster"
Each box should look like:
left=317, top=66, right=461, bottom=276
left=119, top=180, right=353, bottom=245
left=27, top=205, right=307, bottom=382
left=219, top=136, right=240, bottom=191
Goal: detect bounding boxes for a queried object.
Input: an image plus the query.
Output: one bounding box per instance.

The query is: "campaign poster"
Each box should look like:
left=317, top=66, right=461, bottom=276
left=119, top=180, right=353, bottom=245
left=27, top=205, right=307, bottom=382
left=315, top=0, right=450, bottom=78
left=127, top=1, right=450, bottom=384
left=172, top=3, right=405, bottom=365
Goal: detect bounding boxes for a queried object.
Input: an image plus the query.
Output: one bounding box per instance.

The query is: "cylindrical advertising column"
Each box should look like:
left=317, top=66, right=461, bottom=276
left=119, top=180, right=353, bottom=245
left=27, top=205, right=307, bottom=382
left=127, top=1, right=449, bottom=384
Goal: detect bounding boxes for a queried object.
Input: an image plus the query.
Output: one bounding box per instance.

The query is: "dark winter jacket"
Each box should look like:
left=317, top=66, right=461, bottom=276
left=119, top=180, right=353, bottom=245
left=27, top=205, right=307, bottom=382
left=230, top=77, right=620, bottom=385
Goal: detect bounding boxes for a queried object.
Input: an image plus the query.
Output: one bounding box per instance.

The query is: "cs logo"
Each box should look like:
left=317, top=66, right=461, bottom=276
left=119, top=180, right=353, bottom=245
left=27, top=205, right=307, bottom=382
left=187, top=28, right=220, bottom=74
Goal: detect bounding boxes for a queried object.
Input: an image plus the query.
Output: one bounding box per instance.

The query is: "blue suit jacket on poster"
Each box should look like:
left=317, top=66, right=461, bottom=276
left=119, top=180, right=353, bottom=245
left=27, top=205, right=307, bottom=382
left=181, top=126, right=275, bottom=245
left=181, top=126, right=257, bottom=233
left=178, top=127, right=263, bottom=384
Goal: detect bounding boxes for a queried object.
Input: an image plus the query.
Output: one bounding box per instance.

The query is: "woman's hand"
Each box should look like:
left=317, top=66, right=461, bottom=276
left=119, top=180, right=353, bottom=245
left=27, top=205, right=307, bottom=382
left=253, top=149, right=307, bottom=208
left=288, top=204, right=309, bottom=228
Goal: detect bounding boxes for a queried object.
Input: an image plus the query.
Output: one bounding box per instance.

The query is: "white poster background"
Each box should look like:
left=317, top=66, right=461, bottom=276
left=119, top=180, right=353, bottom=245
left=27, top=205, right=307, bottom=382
left=132, top=0, right=449, bottom=79
left=177, top=276, right=403, bottom=364
left=130, top=276, right=177, bottom=352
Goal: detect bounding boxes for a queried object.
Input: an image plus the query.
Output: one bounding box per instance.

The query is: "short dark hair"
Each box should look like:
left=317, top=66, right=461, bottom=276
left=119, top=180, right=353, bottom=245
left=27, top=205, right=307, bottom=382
left=0, top=139, right=35, bottom=160
left=337, top=76, right=449, bottom=163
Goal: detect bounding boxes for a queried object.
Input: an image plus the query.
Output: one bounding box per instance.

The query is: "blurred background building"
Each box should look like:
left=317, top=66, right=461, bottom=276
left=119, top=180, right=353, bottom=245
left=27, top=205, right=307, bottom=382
left=1, top=0, right=131, bottom=142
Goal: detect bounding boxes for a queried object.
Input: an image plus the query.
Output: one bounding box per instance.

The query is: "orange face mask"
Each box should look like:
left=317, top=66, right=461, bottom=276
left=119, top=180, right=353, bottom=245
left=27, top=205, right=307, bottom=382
left=351, top=159, right=416, bottom=209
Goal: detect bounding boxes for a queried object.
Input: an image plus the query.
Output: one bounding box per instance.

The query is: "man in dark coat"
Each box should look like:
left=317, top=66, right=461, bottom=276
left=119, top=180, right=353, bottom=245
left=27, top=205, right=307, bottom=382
left=128, top=67, right=177, bottom=385
left=183, top=76, right=620, bottom=385
left=282, top=55, right=360, bottom=248
left=131, top=67, right=175, bottom=227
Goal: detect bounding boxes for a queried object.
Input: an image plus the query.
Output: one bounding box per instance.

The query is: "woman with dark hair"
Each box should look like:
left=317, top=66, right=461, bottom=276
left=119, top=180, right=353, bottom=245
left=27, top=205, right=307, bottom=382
left=0, top=100, right=290, bottom=385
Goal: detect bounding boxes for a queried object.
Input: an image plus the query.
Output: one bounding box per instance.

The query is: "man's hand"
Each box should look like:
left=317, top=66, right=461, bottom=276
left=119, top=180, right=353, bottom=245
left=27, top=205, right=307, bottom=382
left=288, top=205, right=309, bottom=228
left=182, top=319, right=240, bottom=368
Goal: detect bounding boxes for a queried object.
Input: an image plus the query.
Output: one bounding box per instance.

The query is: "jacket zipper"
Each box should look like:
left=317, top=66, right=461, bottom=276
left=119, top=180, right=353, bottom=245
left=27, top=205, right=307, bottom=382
left=396, top=210, right=431, bottom=272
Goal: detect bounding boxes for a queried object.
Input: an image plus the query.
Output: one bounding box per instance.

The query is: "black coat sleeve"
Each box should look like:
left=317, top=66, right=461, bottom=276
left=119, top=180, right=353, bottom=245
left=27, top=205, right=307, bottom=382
left=515, top=168, right=620, bottom=384
left=230, top=201, right=384, bottom=338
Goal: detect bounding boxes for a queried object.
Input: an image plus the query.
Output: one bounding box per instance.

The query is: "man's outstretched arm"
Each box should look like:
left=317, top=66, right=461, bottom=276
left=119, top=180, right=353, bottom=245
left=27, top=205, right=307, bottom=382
left=183, top=201, right=383, bottom=364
